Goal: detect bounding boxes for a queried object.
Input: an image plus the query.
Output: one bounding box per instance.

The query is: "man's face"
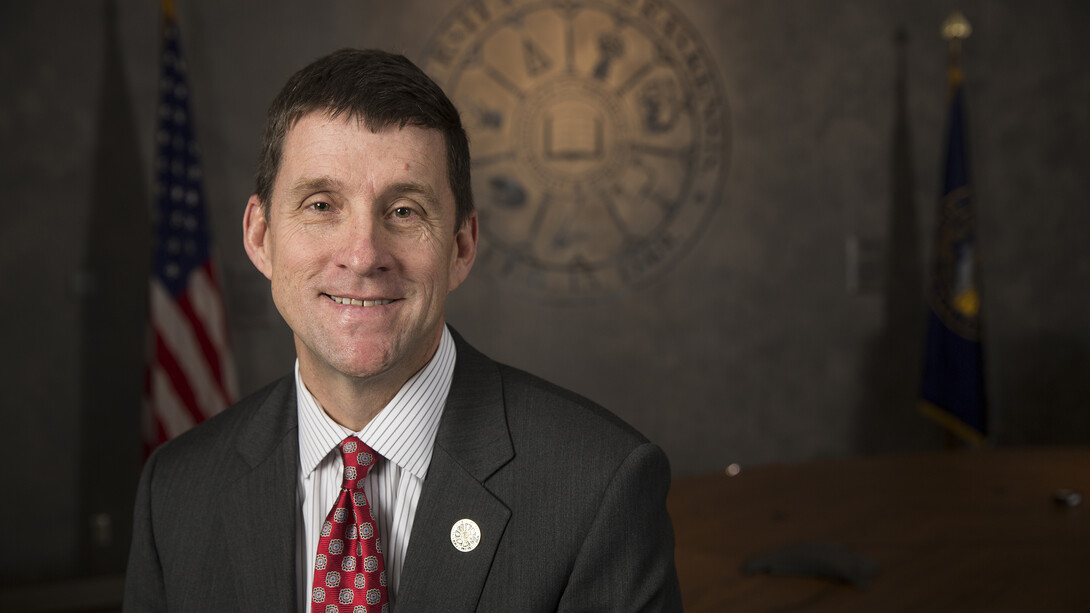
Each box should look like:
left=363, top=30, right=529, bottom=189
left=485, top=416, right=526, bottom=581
left=243, top=112, right=477, bottom=389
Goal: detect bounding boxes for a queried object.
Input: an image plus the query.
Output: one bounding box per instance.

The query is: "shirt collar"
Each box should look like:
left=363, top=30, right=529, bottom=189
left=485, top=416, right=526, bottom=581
left=297, top=325, right=456, bottom=480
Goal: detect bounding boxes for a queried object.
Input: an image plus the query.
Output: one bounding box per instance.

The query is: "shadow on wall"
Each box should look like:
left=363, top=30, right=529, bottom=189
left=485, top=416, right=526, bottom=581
left=77, top=0, right=147, bottom=578
left=852, top=27, right=943, bottom=454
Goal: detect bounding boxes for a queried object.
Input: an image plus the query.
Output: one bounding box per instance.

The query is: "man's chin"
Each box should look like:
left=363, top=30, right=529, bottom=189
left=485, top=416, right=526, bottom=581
left=327, top=353, right=401, bottom=382
left=295, top=327, right=441, bottom=388
left=296, top=340, right=394, bottom=380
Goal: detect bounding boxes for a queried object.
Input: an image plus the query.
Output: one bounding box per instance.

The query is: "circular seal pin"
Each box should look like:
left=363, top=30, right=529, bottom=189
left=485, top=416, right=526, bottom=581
left=450, top=518, right=481, bottom=552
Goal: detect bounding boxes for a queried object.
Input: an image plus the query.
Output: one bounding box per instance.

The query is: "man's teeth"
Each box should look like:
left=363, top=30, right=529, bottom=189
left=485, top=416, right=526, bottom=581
left=329, top=295, right=393, bottom=307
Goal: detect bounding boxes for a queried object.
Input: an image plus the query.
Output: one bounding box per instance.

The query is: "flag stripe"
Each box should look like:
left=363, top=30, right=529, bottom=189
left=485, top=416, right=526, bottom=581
left=154, top=332, right=209, bottom=428
left=150, top=361, right=198, bottom=439
left=190, top=262, right=230, bottom=356
left=176, top=288, right=229, bottom=398
left=189, top=262, right=238, bottom=398
left=151, top=281, right=230, bottom=415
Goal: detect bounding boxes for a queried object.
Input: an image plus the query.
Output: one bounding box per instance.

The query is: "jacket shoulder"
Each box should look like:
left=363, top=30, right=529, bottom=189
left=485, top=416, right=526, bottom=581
left=496, top=362, right=651, bottom=455
left=149, top=376, right=295, bottom=480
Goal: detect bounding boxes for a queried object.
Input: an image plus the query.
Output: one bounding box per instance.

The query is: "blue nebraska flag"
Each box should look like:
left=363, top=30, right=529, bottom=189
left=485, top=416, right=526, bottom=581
left=919, top=59, right=987, bottom=443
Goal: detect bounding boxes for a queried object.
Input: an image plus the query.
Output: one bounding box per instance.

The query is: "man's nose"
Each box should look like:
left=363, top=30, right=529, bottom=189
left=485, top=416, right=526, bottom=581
left=334, top=212, right=392, bottom=275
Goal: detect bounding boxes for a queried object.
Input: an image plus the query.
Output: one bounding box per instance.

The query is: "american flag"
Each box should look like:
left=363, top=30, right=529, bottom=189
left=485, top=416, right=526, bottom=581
left=145, top=2, right=237, bottom=452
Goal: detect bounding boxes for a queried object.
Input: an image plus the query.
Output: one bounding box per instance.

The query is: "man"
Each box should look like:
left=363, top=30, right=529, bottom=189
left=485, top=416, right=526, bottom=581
left=124, top=49, right=682, bottom=612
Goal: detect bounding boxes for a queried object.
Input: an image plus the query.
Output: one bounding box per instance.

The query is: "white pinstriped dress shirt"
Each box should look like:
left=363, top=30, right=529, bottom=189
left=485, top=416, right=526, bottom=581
left=295, top=325, right=455, bottom=611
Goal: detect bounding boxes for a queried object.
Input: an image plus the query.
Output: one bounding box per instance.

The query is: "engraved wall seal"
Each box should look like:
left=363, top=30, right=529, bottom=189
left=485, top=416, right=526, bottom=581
left=423, top=0, right=730, bottom=304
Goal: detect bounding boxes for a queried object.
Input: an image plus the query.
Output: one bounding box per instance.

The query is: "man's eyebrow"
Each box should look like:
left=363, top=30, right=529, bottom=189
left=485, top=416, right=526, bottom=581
left=381, top=181, right=439, bottom=203
left=289, top=175, right=343, bottom=194
left=287, top=177, right=441, bottom=205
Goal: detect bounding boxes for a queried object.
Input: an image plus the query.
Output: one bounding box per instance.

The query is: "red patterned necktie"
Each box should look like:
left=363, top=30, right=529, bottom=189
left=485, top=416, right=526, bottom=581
left=311, top=436, right=390, bottom=613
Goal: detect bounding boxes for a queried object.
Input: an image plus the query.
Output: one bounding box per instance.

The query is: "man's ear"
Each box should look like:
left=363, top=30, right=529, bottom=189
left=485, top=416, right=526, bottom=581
left=448, top=210, right=478, bottom=291
left=242, top=194, right=273, bottom=280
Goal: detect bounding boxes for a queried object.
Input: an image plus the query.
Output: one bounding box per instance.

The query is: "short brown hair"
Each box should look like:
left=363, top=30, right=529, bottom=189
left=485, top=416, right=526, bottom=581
left=254, top=49, right=473, bottom=229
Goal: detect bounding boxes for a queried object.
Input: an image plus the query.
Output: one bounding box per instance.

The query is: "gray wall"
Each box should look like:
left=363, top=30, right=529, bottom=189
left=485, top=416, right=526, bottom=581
left=2, top=0, right=1087, bottom=583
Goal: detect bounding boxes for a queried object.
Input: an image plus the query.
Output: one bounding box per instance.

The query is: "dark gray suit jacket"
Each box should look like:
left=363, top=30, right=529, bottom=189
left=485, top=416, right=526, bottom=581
left=123, top=332, right=682, bottom=612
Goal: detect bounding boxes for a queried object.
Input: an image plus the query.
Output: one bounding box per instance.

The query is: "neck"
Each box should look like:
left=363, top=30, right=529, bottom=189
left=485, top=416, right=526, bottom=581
left=300, top=370, right=400, bottom=431
left=296, top=332, right=442, bottom=431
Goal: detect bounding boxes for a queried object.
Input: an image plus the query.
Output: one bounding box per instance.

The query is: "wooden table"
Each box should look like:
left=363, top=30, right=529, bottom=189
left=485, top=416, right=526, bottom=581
left=667, top=448, right=1090, bottom=612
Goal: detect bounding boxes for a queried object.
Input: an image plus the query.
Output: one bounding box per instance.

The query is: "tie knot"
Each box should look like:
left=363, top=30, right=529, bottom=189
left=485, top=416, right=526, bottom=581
left=339, top=436, right=378, bottom=490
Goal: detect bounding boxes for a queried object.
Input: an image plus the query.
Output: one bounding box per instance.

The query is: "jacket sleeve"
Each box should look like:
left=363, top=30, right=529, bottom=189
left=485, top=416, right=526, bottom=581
left=557, top=442, right=684, bottom=612
left=122, top=449, right=167, bottom=613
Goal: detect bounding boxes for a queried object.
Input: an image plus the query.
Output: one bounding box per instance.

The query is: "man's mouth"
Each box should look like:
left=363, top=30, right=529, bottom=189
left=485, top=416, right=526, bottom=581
left=325, top=294, right=395, bottom=307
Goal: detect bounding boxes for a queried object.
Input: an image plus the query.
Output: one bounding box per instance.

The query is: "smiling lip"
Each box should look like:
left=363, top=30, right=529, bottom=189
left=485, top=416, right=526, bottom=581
left=325, top=294, right=395, bottom=307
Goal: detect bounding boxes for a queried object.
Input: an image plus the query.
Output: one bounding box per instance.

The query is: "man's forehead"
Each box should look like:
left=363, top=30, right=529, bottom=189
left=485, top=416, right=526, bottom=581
left=282, top=112, right=444, bottom=155
left=281, top=113, right=440, bottom=162
left=274, top=113, right=451, bottom=199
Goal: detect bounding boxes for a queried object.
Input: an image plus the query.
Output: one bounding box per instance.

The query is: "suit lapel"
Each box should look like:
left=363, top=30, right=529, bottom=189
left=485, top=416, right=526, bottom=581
left=397, top=332, right=515, bottom=612
left=219, top=378, right=300, bottom=613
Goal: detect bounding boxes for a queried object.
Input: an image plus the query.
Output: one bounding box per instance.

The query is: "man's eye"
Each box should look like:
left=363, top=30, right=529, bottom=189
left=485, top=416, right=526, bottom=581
left=392, top=207, right=414, bottom=219
left=309, top=201, right=330, bottom=212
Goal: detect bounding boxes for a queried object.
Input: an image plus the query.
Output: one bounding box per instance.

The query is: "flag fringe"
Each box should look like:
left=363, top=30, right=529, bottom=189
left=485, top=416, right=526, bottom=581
left=919, top=401, right=987, bottom=446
